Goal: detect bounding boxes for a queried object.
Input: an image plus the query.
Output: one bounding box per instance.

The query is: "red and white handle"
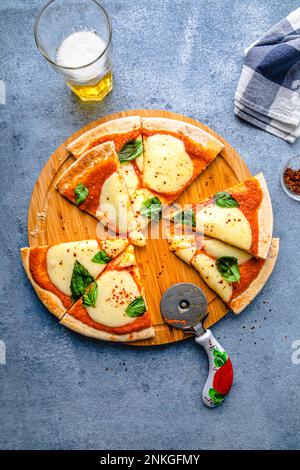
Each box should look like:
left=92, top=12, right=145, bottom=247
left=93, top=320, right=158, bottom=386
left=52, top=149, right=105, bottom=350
left=195, top=329, right=234, bottom=408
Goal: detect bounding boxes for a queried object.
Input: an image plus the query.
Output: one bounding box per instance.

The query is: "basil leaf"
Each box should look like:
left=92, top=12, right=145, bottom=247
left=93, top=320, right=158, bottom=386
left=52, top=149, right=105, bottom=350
left=216, top=256, right=241, bottom=283
left=74, top=183, right=89, bottom=205
left=118, top=139, right=143, bottom=163
left=173, top=209, right=196, bottom=227
left=125, top=296, right=147, bottom=317
left=70, top=260, right=94, bottom=301
left=92, top=250, right=111, bottom=264
left=214, top=192, right=239, bottom=208
left=140, top=197, right=162, bottom=220
left=83, top=281, right=98, bottom=308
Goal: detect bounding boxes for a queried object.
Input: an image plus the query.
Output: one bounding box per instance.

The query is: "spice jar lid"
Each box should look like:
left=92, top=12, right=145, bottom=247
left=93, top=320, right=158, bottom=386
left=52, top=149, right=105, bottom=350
left=281, top=155, right=300, bottom=201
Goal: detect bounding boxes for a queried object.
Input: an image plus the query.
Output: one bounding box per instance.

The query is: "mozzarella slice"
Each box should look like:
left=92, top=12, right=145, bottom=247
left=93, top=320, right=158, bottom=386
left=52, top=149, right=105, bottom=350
left=176, top=247, right=196, bottom=264
left=86, top=270, right=141, bottom=327
left=97, top=171, right=137, bottom=233
left=143, top=134, right=194, bottom=193
left=203, top=239, right=252, bottom=264
left=168, top=234, right=197, bottom=251
left=191, top=253, right=233, bottom=303
left=128, top=230, right=146, bottom=247
left=135, top=154, right=144, bottom=172
left=119, top=162, right=139, bottom=196
left=101, top=239, right=128, bottom=258
left=47, top=240, right=104, bottom=296
left=196, top=204, right=252, bottom=252
left=130, top=187, right=156, bottom=229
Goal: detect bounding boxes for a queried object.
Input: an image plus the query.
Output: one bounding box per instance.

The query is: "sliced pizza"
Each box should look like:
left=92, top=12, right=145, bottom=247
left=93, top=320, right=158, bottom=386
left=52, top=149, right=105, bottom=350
left=65, top=116, right=224, bottom=231
left=60, top=245, right=154, bottom=342
left=56, top=141, right=145, bottom=247
left=128, top=118, right=224, bottom=228
left=168, top=234, right=279, bottom=314
left=140, top=117, right=224, bottom=203
left=169, top=173, right=273, bottom=259
left=20, top=238, right=128, bottom=319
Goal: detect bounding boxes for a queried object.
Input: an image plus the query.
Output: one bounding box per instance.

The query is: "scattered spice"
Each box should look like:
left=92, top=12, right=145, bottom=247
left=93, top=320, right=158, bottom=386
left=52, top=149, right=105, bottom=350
left=283, top=167, right=300, bottom=194
left=36, top=210, right=47, bottom=220
left=30, top=224, right=40, bottom=238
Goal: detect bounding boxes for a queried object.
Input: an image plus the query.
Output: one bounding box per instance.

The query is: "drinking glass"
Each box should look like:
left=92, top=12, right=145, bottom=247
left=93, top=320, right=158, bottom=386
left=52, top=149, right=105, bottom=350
left=34, top=0, right=113, bottom=101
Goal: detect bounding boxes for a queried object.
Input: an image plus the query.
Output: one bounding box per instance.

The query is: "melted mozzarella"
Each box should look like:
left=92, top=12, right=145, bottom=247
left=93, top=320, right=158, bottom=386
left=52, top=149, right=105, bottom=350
left=135, top=154, right=144, bottom=172
left=192, top=254, right=233, bottom=303
left=175, top=247, right=196, bottom=264
left=128, top=230, right=146, bottom=247
left=143, top=134, right=194, bottom=193
left=130, top=187, right=156, bottom=229
left=196, top=204, right=252, bottom=252
left=47, top=240, right=104, bottom=296
left=168, top=234, right=197, bottom=251
left=203, top=239, right=252, bottom=264
left=119, top=162, right=139, bottom=196
left=97, top=171, right=137, bottom=233
left=86, top=270, right=140, bottom=327
left=100, top=239, right=128, bottom=258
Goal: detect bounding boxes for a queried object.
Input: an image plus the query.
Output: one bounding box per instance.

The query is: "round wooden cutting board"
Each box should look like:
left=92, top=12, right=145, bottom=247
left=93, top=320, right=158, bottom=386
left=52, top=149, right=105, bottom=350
left=27, top=110, right=251, bottom=346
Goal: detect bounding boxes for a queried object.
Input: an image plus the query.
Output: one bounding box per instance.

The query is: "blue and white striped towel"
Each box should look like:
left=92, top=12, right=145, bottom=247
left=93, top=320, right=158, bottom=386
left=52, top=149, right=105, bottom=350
left=235, top=8, right=300, bottom=143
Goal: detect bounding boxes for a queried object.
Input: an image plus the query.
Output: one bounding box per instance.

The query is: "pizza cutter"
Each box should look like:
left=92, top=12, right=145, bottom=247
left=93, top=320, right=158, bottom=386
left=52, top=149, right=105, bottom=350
left=160, top=283, right=233, bottom=408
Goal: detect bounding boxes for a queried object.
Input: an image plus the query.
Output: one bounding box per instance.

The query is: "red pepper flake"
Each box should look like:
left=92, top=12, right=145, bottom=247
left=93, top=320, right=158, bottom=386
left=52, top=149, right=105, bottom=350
left=283, top=167, right=300, bottom=194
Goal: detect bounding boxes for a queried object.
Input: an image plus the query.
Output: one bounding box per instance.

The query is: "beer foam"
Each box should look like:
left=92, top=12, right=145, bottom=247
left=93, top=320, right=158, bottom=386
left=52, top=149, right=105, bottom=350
left=56, top=30, right=106, bottom=68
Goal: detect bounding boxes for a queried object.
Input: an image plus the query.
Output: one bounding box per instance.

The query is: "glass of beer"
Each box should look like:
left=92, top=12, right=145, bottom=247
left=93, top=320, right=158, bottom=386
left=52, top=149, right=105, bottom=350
left=34, top=0, right=113, bottom=102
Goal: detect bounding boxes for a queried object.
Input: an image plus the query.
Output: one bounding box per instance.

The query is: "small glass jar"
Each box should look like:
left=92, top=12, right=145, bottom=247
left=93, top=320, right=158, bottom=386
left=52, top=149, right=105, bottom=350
left=281, top=155, right=300, bottom=201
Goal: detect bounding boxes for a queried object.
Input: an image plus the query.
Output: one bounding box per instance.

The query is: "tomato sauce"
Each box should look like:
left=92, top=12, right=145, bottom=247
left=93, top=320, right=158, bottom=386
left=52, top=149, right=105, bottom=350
left=74, top=129, right=142, bottom=155
left=232, top=257, right=264, bottom=298
left=230, top=179, right=262, bottom=255
left=29, top=247, right=72, bottom=309
left=63, top=156, right=118, bottom=215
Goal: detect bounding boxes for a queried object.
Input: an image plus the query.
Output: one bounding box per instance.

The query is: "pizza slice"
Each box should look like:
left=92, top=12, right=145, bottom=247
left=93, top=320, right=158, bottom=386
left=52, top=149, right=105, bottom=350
left=20, top=238, right=128, bottom=319
left=127, top=117, right=224, bottom=229
left=66, top=116, right=224, bottom=231
left=66, top=115, right=144, bottom=210
left=60, top=245, right=154, bottom=342
left=169, top=234, right=279, bottom=314
left=140, top=117, right=224, bottom=203
left=56, top=141, right=145, bottom=247
left=169, top=173, right=273, bottom=259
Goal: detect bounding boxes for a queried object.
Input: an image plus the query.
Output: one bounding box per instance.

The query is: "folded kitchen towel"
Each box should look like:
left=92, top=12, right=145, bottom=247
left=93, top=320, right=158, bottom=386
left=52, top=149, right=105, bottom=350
left=234, top=8, right=300, bottom=143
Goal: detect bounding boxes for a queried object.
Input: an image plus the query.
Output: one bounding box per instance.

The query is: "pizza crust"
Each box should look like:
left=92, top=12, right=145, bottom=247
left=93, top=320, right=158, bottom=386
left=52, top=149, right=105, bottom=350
left=20, top=248, right=66, bottom=320
left=168, top=173, right=273, bottom=259
left=58, top=245, right=154, bottom=343
left=56, top=141, right=118, bottom=197
left=142, top=117, right=224, bottom=155
left=142, top=117, right=186, bottom=135
left=255, top=173, right=273, bottom=259
left=56, top=142, right=145, bottom=244
left=66, top=116, right=142, bottom=158
left=60, top=314, right=155, bottom=342
left=230, top=238, right=279, bottom=314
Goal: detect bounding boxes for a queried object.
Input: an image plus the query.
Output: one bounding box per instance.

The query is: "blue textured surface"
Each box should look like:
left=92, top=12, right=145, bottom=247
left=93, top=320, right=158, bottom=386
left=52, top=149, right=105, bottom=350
left=1, top=0, right=300, bottom=450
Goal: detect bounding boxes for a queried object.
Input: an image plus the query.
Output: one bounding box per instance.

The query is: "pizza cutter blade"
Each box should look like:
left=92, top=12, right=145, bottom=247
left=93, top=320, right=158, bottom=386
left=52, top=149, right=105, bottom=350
left=160, top=283, right=234, bottom=408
